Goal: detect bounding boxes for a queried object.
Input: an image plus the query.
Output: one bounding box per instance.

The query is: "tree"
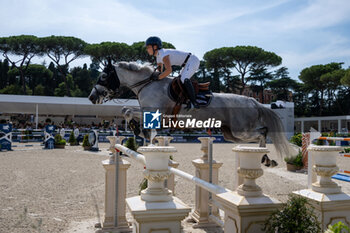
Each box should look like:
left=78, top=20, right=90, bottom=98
left=204, top=46, right=282, bottom=94
left=0, top=84, right=22, bottom=94
left=299, top=62, right=343, bottom=116
left=341, top=69, right=350, bottom=86
left=229, top=46, right=281, bottom=94
left=203, top=47, right=234, bottom=92
left=7, top=64, right=53, bottom=95
left=54, top=74, right=74, bottom=96
left=84, top=42, right=133, bottom=69
left=0, top=35, right=41, bottom=94
left=71, top=63, right=93, bottom=96
left=0, top=59, right=9, bottom=89
left=268, top=67, right=298, bottom=101
left=320, top=69, right=345, bottom=115
left=248, top=67, right=274, bottom=103
left=39, top=36, right=87, bottom=96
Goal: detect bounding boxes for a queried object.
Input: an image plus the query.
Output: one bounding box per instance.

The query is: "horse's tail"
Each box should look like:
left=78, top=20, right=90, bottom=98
left=256, top=103, right=294, bottom=159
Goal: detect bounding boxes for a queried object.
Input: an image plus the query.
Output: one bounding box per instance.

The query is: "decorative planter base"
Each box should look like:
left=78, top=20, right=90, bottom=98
left=294, top=189, right=350, bottom=231
left=216, top=191, right=282, bottom=233
left=126, top=196, right=191, bottom=233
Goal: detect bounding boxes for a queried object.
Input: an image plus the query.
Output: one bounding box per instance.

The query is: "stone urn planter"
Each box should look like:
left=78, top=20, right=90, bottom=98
left=232, top=146, right=269, bottom=197
left=309, top=145, right=342, bottom=194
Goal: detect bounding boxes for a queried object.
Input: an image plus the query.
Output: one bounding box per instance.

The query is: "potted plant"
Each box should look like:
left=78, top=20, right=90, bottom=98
left=342, top=147, right=350, bottom=155
left=326, top=221, right=350, bottom=233
left=124, top=137, right=138, bottom=151
left=290, top=133, right=302, bottom=147
left=54, top=134, right=66, bottom=149
left=284, top=151, right=303, bottom=171
left=68, top=131, right=78, bottom=146
left=263, top=194, right=321, bottom=233
left=82, top=134, right=91, bottom=150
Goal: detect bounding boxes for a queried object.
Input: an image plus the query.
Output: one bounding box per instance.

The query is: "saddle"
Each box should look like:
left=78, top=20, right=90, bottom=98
left=168, top=77, right=213, bottom=115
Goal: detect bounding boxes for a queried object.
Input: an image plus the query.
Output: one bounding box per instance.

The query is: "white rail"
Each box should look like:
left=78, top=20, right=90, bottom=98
left=115, top=144, right=230, bottom=195
left=116, top=144, right=146, bottom=165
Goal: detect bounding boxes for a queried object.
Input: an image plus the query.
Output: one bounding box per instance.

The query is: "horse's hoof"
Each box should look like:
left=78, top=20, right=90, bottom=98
left=271, top=160, right=278, bottom=167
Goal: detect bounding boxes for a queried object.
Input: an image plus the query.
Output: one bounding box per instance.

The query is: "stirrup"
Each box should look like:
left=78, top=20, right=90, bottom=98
left=185, top=102, right=199, bottom=111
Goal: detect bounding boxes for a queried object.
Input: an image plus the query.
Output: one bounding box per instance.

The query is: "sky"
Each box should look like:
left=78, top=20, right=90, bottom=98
left=0, top=0, right=350, bottom=80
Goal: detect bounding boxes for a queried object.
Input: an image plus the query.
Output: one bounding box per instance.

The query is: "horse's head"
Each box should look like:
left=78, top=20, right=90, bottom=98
left=88, top=60, right=120, bottom=104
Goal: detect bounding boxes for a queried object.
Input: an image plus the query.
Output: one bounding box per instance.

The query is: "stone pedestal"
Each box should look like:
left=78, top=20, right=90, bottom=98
left=155, top=136, right=178, bottom=195
left=107, top=136, right=125, bottom=162
left=101, top=159, right=131, bottom=232
left=101, top=136, right=131, bottom=232
left=215, top=146, right=281, bottom=233
left=217, top=191, right=282, bottom=233
left=126, top=146, right=191, bottom=233
left=192, top=159, right=223, bottom=227
left=191, top=137, right=223, bottom=227
left=295, top=145, right=350, bottom=231
left=167, top=160, right=179, bottom=195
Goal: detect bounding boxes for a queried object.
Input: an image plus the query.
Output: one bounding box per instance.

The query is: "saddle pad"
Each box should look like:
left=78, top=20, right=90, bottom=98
left=168, top=82, right=213, bottom=107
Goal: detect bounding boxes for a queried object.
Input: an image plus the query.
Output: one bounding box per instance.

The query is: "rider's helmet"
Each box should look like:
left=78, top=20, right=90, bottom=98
left=145, top=36, right=162, bottom=49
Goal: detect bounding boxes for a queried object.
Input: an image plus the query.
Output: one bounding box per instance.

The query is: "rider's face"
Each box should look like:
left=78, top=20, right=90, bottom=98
left=146, top=45, right=157, bottom=56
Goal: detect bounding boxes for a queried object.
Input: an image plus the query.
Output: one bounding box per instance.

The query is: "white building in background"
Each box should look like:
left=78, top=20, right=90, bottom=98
left=295, top=115, right=350, bottom=133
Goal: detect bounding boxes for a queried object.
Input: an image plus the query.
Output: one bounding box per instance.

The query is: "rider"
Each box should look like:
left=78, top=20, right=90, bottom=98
left=145, top=36, right=200, bottom=109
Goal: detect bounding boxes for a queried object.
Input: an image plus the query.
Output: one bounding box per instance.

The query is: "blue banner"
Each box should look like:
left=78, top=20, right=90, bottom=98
left=0, top=124, right=12, bottom=151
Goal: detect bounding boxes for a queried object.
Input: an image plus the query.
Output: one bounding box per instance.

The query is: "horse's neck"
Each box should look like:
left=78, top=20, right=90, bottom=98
left=137, top=77, right=173, bottom=109
left=120, top=73, right=149, bottom=94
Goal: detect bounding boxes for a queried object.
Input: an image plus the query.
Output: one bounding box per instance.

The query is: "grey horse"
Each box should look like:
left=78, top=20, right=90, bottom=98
left=89, top=61, right=293, bottom=158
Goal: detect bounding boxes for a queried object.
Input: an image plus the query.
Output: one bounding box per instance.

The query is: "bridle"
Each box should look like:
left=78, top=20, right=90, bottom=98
left=95, top=62, right=155, bottom=102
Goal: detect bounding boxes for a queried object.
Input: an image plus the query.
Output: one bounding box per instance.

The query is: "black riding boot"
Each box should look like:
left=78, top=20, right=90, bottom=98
left=184, top=79, right=200, bottom=109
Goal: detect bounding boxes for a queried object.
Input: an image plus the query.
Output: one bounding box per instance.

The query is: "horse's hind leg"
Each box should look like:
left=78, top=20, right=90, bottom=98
left=257, top=127, right=268, bottom=147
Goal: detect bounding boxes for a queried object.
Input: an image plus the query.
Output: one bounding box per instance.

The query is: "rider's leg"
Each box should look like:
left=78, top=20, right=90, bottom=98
left=183, top=78, right=200, bottom=109
left=180, top=56, right=200, bottom=109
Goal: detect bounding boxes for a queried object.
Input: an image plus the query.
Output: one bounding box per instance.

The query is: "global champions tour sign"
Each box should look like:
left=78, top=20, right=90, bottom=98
left=143, top=110, right=222, bottom=129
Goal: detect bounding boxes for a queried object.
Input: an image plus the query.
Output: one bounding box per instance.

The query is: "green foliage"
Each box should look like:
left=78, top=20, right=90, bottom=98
left=269, top=67, right=299, bottom=101
left=298, top=62, right=344, bottom=116
left=39, top=35, right=87, bottom=96
left=54, top=82, right=66, bottom=96
left=0, top=35, right=41, bottom=95
left=263, top=195, right=320, bottom=233
left=34, top=84, right=45, bottom=96
left=0, top=84, right=22, bottom=94
left=54, top=134, right=66, bottom=145
left=315, top=139, right=325, bottom=145
left=341, top=69, right=350, bottom=86
left=325, top=221, right=350, bottom=233
left=204, top=45, right=282, bottom=94
left=139, top=178, right=148, bottom=195
left=124, top=137, right=138, bottom=151
left=344, top=148, right=350, bottom=153
left=284, top=151, right=303, bottom=167
left=68, top=131, right=77, bottom=145
left=290, top=133, right=302, bottom=147
left=0, top=59, right=10, bottom=89
left=82, top=134, right=90, bottom=147
left=84, top=42, right=134, bottom=66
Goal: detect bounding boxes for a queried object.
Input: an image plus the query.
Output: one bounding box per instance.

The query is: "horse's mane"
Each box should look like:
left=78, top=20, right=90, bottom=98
left=117, top=61, right=154, bottom=75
